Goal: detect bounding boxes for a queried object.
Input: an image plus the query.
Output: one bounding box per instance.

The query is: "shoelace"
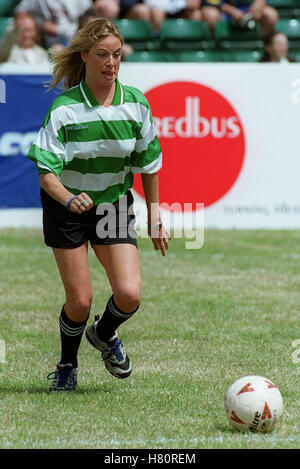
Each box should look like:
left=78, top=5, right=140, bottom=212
left=103, top=339, right=125, bottom=363
left=47, top=368, right=74, bottom=387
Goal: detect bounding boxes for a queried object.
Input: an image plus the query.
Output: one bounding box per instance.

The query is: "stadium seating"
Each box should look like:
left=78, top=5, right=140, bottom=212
left=125, top=50, right=172, bottom=62
left=0, top=1, right=298, bottom=64
left=172, top=50, right=229, bottom=62
left=227, top=50, right=262, bottom=62
left=267, top=0, right=300, bottom=19
left=160, top=19, right=214, bottom=50
left=275, top=18, right=300, bottom=49
left=292, top=50, right=300, bottom=62
left=268, top=0, right=299, bottom=5
left=0, top=0, right=20, bottom=17
left=125, top=49, right=263, bottom=63
left=214, top=20, right=263, bottom=50
left=172, top=49, right=262, bottom=63
left=114, top=19, right=156, bottom=51
left=0, top=17, right=13, bottom=40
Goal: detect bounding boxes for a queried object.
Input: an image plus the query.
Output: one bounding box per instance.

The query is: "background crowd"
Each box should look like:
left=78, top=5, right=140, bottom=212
left=0, top=0, right=297, bottom=64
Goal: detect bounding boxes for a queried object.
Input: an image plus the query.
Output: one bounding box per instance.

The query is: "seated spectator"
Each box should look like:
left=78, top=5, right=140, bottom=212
left=93, top=0, right=120, bottom=20
left=0, top=13, right=49, bottom=64
left=201, top=0, right=278, bottom=37
left=78, top=8, right=101, bottom=30
left=200, top=0, right=223, bottom=35
left=14, top=0, right=93, bottom=50
left=259, top=31, right=296, bottom=63
left=144, top=0, right=202, bottom=33
left=78, top=6, right=134, bottom=60
left=120, top=1, right=152, bottom=21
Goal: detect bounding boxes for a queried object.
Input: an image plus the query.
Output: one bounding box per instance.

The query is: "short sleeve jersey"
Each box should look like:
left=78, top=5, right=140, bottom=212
left=27, top=78, right=162, bottom=205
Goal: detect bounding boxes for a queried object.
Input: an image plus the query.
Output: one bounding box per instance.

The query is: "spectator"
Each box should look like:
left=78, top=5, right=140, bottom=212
left=259, top=31, right=296, bottom=63
left=200, top=0, right=223, bottom=35
left=120, top=1, right=151, bottom=21
left=144, top=0, right=202, bottom=33
left=14, top=0, right=93, bottom=50
left=78, top=8, right=101, bottom=30
left=0, top=13, right=49, bottom=64
left=201, top=1, right=278, bottom=37
left=93, top=0, right=120, bottom=20
left=78, top=6, right=134, bottom=60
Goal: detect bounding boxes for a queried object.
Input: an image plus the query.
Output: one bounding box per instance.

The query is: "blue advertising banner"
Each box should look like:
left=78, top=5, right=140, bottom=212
left=0, top=72, right=57, bottom=208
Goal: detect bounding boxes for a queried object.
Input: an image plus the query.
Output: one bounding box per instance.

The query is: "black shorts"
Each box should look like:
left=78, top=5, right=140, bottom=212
left=41, top=189, right=138, bottom=249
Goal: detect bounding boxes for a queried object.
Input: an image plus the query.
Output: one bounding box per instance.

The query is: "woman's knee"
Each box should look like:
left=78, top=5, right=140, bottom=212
left=65, top=293, right=93, bottom=321
left=201, top=6, right=221, bottom=24
left=114, top=283, right=141, bottom=312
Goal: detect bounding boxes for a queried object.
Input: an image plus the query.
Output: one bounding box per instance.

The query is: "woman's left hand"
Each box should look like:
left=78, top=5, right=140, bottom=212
left=149, top=223, right=171, bottom=256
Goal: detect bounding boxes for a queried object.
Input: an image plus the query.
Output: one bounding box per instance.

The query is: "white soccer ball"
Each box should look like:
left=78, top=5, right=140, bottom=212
left=224, top=375, right=283, bottom=433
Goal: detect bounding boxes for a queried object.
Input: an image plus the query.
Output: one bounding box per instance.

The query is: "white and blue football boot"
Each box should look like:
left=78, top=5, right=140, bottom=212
left=85, top=315, right=132, bottom=379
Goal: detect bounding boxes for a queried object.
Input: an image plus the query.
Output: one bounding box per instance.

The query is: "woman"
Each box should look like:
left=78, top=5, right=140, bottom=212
left=201, top=0, right=278, bottom=37
left=144, top=0, right=202, bottom=33
left=259, top=31, right=296, bottom=63
left=0, top=13, right=49, bottom=64
left=27, top=18, right=170, bottom=391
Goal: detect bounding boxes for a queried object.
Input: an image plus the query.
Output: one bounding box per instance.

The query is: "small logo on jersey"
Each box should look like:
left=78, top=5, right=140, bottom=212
left=66, top=125, right=89, bottom=131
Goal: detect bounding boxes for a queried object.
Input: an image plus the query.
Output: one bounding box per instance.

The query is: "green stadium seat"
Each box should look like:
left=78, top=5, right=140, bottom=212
left=214, top=20, right=263, bottom=50
left=267, top=0, right=299, bottom=7
left=175, top=50, right=262, bottom=63
left=291, top=50, right=300, bottom=61
left=289, top=49, right=300, bottom=61
left=0, top=17, right=13, bottom=40
left=277, top=10, right=300, bottom=19
left=228, top=50, right=262, bottom=62
left=275, top=18, right=300, bottom=48
left=267, top=0, right=300, bottom=18
left=160, top=19, right=214, bottom=50
left=174, top=50, right=230, bottom=62
left=114, top=19, right=155, bottom=51
left=0, top=0, right=21, bottom=17
left=125, top=50, right=172, bottom=62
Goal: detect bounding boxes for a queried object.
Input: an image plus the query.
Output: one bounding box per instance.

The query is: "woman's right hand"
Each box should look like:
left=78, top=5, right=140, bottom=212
left=68, top=192, right=94, bottom=213
left=39, top=173, right=94, bottom=214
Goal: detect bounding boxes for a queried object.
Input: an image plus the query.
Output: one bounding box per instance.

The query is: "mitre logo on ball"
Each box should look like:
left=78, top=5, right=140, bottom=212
left=133, top=81, right=246, bottom=211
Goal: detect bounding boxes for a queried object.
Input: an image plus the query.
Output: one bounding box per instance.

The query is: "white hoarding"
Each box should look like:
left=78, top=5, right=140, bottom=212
left=1, top=63, right=300, bottom=229
left=119, top=63, right=300, bottom=229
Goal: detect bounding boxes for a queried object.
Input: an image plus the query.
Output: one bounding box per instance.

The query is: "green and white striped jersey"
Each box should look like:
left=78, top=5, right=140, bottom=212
left=27, top=78, right=162, bottom=205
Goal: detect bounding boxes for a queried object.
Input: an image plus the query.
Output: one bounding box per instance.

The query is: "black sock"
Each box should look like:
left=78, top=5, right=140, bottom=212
left=96, top=295, right=139, bottom=342
left=59, top=306, right=87, bottom=368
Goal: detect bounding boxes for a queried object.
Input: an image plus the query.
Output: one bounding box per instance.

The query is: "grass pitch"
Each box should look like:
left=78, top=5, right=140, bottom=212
left=0, top=228, right=299, bottom=449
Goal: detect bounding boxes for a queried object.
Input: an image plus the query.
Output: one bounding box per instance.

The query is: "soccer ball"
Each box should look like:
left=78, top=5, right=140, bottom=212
left=224, top=375, right=283, bottom=433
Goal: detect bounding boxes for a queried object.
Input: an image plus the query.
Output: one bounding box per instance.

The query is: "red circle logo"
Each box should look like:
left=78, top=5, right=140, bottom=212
left=133, top=81, right=246, bottom=211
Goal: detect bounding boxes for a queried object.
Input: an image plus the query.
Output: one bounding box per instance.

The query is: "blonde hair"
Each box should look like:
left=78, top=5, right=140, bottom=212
left=49, top=18, right=124, bottom=90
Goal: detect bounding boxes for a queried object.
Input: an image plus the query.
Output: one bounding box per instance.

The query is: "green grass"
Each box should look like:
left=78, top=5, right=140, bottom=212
left=0, top=228, right=299, bottom=449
